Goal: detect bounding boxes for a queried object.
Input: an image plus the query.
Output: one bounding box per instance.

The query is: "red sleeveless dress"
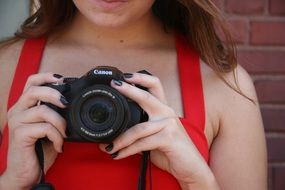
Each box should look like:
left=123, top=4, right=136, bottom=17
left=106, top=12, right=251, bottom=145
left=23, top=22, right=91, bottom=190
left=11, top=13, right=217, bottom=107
left=0, top=36, right=208, bottom=189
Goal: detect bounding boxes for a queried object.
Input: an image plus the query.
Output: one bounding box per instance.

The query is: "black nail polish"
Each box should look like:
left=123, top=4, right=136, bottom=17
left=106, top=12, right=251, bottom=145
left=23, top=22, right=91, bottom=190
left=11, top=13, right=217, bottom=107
left=60, top=96, right=69, bottom=106
left=53, top=74, right=63, bottom=79
left=123, top=73, right=133, bottom=78
left=137, top=70, right=152, bottom=76
left=105, top=143, right=113, bottom=152
left=111, top=151, right=119, bottom=159
left=113, top=80, right=123, bottom=86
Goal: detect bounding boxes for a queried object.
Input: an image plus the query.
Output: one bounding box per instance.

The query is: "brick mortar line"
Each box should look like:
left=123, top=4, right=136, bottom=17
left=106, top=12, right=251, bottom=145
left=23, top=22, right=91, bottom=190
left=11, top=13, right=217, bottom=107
left=261, top=101, right=285, bottom=105
left=264, top=0, right=269, bottom=15
left=268, top=163, right=285, bottom=167
left=245, top=18, right=250, bottom=45
left=251, top=74, right=285, bottom=78
left=224, top=15, right=285, bottom=21
left=237, top=47, right=285, bottom=51
left=260, top=104, right=285, bottom=109
left=236, top=45, right=285, bottom=50
left=225, top=16, right=249, bottom=21
left=266, top=132, right=285, bottom=137
left=260, top=102, right=285, bottom=105
left=249, top=17, right=285, bottom=22
left=252, top=75, right=285, bottom=80
left=266, top=130, right=285, bottom=134
left=247, top=73, right=285, bottom=76
left=268, top=162, right=285, bottom=166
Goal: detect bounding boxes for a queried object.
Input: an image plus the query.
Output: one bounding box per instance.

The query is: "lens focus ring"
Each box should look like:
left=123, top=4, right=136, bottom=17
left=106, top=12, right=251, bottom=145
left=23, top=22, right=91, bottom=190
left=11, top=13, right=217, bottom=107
left=68, top=85, right=131, bottom=142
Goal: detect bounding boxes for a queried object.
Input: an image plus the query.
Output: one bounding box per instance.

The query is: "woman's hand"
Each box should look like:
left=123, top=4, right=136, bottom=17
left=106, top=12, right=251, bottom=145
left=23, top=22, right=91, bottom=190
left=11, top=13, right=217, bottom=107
left=2, top=73, right=67, bottom=190
left=100, top=73, right=219, bottom=189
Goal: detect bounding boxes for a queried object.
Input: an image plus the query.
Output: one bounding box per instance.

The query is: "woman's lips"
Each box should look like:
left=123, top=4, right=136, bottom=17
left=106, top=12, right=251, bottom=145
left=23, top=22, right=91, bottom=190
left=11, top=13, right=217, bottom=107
left=93, top=0, right=128, bottom=11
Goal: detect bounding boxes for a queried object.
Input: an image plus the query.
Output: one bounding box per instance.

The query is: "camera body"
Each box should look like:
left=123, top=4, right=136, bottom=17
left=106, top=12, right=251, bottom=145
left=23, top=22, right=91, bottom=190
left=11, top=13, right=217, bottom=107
left=45, top=66, right=147, bottom=143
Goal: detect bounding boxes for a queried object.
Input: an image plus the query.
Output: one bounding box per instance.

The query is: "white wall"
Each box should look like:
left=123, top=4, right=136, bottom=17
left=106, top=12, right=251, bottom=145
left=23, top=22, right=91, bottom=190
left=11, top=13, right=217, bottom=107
left=0, top=0, right=30, bottom=40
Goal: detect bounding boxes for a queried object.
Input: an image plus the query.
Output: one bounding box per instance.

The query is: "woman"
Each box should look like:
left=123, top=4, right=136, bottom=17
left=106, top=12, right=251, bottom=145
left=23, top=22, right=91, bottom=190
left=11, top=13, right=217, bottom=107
left=0, top=0, right=267, bottom=189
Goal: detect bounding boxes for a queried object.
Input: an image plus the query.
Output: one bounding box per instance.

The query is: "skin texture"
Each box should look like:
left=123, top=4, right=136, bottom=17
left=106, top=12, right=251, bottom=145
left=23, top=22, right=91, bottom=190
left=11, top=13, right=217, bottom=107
left=0, top=0, right=267, bottom=189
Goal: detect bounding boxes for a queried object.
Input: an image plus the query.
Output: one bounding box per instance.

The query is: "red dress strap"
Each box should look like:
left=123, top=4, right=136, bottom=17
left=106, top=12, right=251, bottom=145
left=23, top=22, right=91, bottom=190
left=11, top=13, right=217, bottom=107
left=0, top=38, right=47, bottom=175
left=176, top=35, right=205, bottom=129
left=176, top=35, right=208, bottom=161
left=8, top=38, right=47, bottom=109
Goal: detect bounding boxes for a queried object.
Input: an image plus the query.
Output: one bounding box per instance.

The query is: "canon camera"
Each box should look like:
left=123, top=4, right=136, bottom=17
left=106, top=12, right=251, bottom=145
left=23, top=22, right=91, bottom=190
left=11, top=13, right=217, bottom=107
left=45, top=66, right=148, bottom=143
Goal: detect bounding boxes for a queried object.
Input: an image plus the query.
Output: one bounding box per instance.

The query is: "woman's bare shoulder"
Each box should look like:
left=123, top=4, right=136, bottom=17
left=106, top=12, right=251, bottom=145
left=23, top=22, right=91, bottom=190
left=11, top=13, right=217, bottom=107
left=0, top=39, right=24, bottom=79
left=0, top=39, right=25, bottom=131
left=200, top=60, right=259, bottom=137
left=201, top=60, right=257, bottom=109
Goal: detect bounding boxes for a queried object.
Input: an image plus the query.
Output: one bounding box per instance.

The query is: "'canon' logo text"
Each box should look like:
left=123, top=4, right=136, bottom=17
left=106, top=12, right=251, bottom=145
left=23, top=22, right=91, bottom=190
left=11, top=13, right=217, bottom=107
left=94, top=70, right=113, bottom=75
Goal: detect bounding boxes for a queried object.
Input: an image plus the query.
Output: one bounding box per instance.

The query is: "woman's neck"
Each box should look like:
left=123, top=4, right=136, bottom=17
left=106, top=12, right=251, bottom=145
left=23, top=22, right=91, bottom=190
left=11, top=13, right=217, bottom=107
left=56, top=11, right=171, bottom=50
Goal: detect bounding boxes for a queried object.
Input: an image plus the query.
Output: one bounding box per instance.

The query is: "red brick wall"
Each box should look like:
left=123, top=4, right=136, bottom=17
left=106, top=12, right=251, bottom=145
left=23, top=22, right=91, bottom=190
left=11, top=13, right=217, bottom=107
left=213, top=0, right=285, bottom=189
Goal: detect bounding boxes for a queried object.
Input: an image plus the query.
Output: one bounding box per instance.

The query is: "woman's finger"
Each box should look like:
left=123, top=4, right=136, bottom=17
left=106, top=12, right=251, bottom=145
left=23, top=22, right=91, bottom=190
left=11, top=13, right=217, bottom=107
left=110, top=134, right=161, bottom=159
left=9, top=105, right=67, bottom=138
left=108, top=117, right=186, bottom=160
left=10, top=123, right=64, bottom=153
left=102, top=119, right=169, bottom=154
left=23, top=73, right=62, bottom=92
left=111, top=80, right=175, bottom=118
left=10, top=86, right=67, bottom=114
left=123, top=73, right=167, bottom=104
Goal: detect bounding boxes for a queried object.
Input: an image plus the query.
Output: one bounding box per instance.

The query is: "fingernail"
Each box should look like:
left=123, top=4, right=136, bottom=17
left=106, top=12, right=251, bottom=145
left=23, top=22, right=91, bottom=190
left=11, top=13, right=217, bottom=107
left=111, top=151, right=119, bottom=159
left=138, top=70, right=152, bottom=76
left=113, top=80, right=123, bottom=86
left=53, top=74, right=63, bottom=79
left=105, top=143, right=113, bottom=152
left=123, top=73, right=133, bottom=79
left=60, top=95, right=69, bottom=106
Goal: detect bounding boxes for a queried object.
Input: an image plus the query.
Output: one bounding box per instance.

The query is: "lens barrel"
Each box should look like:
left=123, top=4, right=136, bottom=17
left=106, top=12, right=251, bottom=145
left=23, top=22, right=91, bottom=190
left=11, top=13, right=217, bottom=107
left=68, top=84, right=131, bottom=143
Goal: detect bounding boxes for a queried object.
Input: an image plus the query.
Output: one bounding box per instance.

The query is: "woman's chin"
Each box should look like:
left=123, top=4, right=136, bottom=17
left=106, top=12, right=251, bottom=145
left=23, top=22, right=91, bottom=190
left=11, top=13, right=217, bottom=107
left=88, top=16, right=131, bottom=29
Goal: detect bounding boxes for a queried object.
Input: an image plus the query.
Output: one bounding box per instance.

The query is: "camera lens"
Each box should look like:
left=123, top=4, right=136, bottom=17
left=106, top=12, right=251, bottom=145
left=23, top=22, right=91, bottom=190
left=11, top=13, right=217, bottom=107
left=80, top=95, right=116, bottom=132
left=69, top=85, right=131, bottom=142
left=89, top=103, right=110, bottom=124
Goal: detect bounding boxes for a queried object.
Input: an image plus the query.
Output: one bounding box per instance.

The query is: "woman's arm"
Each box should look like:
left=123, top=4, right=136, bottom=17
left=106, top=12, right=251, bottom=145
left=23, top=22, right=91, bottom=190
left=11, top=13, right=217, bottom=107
left=0, top=40, right=24, bottom=131
left=209, top=65, right=267, bottom=189
left=179, top=169, right=220, bottom=190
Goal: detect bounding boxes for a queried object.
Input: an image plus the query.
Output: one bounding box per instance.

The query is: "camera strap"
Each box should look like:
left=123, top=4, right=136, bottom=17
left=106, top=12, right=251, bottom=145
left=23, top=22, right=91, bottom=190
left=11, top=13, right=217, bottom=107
left=138, top=151, right=152, bottom=190
left=31, top=139, right=54, bottom=190
left=137, top=70, right=153, bottom=190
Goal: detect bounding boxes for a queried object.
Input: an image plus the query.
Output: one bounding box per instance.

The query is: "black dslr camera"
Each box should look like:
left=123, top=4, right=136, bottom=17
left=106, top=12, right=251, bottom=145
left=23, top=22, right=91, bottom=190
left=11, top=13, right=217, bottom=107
left=45, top=66, right=148, bottom=143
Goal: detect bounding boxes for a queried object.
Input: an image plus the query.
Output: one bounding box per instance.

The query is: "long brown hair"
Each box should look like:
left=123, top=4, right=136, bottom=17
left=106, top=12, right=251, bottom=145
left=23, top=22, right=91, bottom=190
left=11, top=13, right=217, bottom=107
left=12, top=0, right=249, bottom=100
